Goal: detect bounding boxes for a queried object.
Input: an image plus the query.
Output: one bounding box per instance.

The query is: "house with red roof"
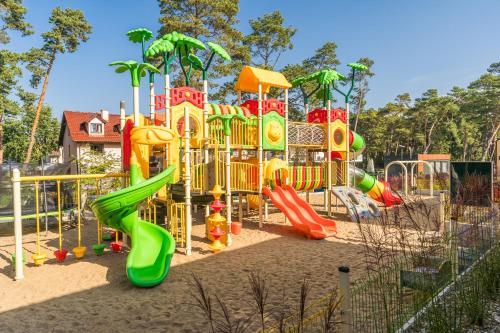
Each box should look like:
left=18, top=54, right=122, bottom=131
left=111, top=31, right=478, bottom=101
left=59, top=110, right=121, bottom=173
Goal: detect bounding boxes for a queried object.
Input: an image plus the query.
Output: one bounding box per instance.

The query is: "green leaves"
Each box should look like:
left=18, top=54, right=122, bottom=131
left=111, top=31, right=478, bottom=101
left=291, top=76, right=307, bottom=88
left=109, top=60, right=159, bottom=87
left=348, top=62, right=368, bottom=72
left=298, top=69, right=344, bottom=86
left=207, top=42, right=231, bottom=61
left=161, top=31, right=205, bottom=51
left=127, top=28, right=153, bottom=43
left=145, top=39, right=174, bottom=58
left=187, top=54, right=204, bottom=70
left=42, top=7, right=92, bottom=54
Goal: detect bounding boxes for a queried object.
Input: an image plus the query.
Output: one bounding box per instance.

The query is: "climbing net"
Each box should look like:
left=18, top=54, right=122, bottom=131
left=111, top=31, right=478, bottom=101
left=288, top=123, right=326, bottom=146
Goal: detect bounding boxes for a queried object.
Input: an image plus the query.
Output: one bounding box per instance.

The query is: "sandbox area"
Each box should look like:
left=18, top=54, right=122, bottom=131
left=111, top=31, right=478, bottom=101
left=0, top=193, right=371, bottom=332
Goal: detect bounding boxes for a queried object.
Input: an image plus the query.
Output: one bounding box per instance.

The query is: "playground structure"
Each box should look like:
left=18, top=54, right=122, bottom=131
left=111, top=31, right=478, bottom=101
left=384, top=160, right=435, bottom=196
left=11, top=29, right=403, bottom=287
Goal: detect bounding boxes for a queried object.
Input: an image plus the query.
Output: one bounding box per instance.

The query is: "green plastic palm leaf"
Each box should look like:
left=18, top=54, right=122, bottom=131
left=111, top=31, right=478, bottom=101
left=348, top=62, right=368, bottom=71
left=318, top=69, right=339, bottom=85
left=138, top=62, right=160, bottom=75
left=181, top=35, right=206, bottom=51
left=337, top=72, right=347, bottom=81
left=127, top=28, right=153, bottom=43
left=187, top=54, right=204, bottom=70
left=161, top=31, right=183, bottom=43
left=145, top=39, right=174, bottom=58
left=304, top=70, right=322, bottom=83
left=109, top=60, right=159, bottom=87
left=207, top=42, right=231, bottom=61
left=291, top=76, right=307, bottom=87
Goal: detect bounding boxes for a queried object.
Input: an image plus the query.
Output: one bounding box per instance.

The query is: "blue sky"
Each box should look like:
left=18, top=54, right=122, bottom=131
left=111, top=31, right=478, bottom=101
left=8, top=0, right=500, bottom=119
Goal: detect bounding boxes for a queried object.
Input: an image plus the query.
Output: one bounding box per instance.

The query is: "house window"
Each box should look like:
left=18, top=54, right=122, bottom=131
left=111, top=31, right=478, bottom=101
left=90, top=144, right=104, bottom=153
left=90, top=123, right=103, bottom=134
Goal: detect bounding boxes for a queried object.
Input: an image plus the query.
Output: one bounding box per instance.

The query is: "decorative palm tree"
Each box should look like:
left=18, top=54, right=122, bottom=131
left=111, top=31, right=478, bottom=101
left=161, top=31, right=206, bottom=86
left=330, top=62, right=367, bottom=188
left=126, top=28, right=159, bottom=119
left=108, top=60, right=160, bottom=125
left=206, top=114, right=247, bottom=246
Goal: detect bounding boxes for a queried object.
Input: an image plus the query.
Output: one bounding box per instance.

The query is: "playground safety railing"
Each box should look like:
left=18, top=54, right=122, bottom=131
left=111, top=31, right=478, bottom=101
left=208, top=118, right=258, bottom=148
left=166, top=199, right=186, bottom=248
left=10, top=169, right=128, bottom=280
left=230, top=162, right=259, bottom=192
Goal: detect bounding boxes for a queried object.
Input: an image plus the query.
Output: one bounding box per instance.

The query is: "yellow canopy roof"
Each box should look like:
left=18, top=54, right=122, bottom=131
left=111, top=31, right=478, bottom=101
left=234, top=66, right=291, bottom=94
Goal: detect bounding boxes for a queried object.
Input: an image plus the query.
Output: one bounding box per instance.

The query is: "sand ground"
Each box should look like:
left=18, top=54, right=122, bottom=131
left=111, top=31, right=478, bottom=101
left=0, top=193, right=371, bottom=333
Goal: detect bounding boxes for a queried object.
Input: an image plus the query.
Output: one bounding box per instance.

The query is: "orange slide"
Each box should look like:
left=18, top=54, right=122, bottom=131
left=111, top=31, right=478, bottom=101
left=263, top=185, right=337, bottom=240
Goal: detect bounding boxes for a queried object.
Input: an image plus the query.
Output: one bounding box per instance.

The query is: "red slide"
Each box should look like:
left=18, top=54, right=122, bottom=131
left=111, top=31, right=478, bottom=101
left=263, top=185, right=337, bottom=240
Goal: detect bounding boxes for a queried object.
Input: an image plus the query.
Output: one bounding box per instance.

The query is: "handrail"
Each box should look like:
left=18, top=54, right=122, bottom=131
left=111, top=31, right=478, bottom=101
left=18, top=173, right=128, bottom=182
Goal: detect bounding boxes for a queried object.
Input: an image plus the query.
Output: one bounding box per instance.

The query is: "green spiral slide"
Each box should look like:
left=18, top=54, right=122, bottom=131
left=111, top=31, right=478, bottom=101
left=91, top=165, right=176, bottom=287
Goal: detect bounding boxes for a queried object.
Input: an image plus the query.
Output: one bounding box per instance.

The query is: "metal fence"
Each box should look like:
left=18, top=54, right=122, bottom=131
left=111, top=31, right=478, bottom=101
left=349, top=205, right=498, bottom=333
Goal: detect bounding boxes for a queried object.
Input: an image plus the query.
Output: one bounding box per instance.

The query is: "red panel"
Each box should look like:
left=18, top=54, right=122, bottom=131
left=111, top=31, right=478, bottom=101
left=307, top=108, right=347, bottom=124
left=241, top=100, right=258, bottom=116
left=171, top=87, right=203, bottom=108
left=240, top=99, right=285, bottom=117
left=155, top=94, right=165, bottom=111
left=263, top=99, right=285, bottom=116
left=122, top=119, right=134, bottom=170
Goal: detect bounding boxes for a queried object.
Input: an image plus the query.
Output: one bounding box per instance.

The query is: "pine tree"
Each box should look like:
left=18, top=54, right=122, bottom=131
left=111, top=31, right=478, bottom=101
left=158, top=0, right=249, bottom=102
left=24, top=7, right=91, bottom=165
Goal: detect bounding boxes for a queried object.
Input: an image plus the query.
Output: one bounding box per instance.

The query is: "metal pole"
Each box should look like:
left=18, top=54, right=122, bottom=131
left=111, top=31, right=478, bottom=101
left=12, top=168, right=24, bottom=280
left=258, top=84, right=264, bottom=228
left=184, top=107, right=192, bottom=255
left=338, top=266, right=352, bottom=333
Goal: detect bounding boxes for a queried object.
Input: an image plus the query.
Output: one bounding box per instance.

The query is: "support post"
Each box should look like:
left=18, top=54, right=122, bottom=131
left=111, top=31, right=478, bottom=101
left=149, top=82, right=155, bottom=121
left=305, top=102, right=310, bottom=203
left=246, top=195, right=250, bottom=214
left=203, top=79, right=209, bottom=193
left=338, top=266, right=352, bottom=333
left=225, top=131, right=232, bottom=246
left=238, top=193, right=243, bottom=223
left=164, top=74, right=171, bottom=128
left=345, top=100, right=350, bottom=189
left=327, top=98, right=332, bottom=216
left=12, top=168, right=24, bottom=280
left=133, top=86, right=140, bottom=126
left=119, top=101, right=128, bottom=247
left=284, top=88, right=289, bottom=224
left=184, top=107, right=192, bottom=255
left=258, top=84, right=264, bottom=228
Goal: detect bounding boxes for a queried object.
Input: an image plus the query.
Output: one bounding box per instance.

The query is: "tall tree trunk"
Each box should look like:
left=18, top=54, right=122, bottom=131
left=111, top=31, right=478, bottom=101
left=423, top=121, right=437, bottom=153
left=0, top=111, right=4, bottom=164
left=481, top=122, right=500, bottom=161
left=462, top=127, right=468, bottom=161
left=353, top=89, right=364, bottom=132
left=24, top=54, right=55, bottom=165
